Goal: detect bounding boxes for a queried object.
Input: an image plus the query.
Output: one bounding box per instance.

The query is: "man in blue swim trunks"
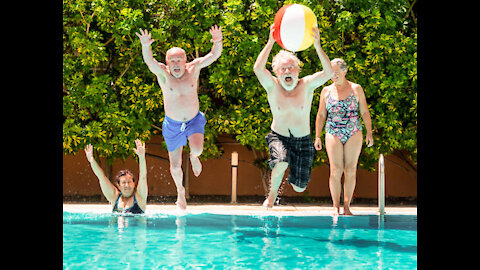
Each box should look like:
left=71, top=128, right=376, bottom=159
left=136, top=25, right=222, bottom=210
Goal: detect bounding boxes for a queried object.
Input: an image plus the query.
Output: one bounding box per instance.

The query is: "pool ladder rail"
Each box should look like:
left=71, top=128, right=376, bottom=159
left=378, top=154, right=386, bottom=215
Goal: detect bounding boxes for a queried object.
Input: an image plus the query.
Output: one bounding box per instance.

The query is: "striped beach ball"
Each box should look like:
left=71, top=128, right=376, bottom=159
left=273, top=4, right=318, bottom=52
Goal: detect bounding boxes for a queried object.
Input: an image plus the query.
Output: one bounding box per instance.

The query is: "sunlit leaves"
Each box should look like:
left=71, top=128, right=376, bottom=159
left=63, top=0, right=416, bottom=171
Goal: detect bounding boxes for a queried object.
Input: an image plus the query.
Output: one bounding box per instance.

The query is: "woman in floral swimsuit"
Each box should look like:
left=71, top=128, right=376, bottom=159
left=325, top=89, right=363, bottom=144
left=314, top=58, right=374, bottom=216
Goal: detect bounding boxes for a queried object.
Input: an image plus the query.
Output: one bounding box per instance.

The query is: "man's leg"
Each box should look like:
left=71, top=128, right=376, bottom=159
left=188, top=133, right=204, bottom=177
left=290, top=183, right=307, bottom=192
left=168, top=146, right=187, bottom=210
left=263, top=161, right=288, bottom=208
left=289, top=140, right=315, bottom=193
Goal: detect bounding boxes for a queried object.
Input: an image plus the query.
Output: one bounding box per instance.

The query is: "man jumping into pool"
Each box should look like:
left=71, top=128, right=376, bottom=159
left=253, top=24, right=333, bottom=208
left=136, top=25, right=222, bottom=210
left=84, top=139, right=148, bottom=214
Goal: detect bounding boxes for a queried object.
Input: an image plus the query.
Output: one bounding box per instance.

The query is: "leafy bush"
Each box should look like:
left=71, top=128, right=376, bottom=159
left=63, top=0, right=417, bottom=172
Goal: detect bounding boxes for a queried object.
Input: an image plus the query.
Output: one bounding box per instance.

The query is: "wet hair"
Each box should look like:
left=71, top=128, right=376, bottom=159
left=115, top=169, right=135, bottom=184
left=331, top=58, right=348, bottom=72
left=271, top=50, right=302, bottom=74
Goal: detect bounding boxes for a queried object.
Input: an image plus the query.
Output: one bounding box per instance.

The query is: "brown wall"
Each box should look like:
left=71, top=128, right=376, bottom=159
left=63, top=135, right=416, bottom=199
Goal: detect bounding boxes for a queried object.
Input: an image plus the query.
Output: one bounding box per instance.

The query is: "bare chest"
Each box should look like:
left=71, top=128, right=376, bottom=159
left=160, top=71, right=198, bottom=97
left=269, top=86, right=312, bottom=114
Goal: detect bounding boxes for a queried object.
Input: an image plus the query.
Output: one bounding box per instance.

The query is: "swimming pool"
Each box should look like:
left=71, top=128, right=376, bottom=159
left=63, top=208, right=416, bottom=269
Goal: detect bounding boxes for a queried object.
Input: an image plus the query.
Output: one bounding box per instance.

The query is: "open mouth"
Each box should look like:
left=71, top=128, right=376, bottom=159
left=285, top=76, right=292, bottom=83
left=173, top=68, right=181, bottom=73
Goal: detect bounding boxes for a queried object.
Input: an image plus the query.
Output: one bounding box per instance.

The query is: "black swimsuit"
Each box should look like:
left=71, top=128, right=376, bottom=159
left=112, top=194, right=144, bottom=214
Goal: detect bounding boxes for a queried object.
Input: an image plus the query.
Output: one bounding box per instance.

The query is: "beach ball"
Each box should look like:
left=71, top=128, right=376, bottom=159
left=273, top=4, right=318, bottom=52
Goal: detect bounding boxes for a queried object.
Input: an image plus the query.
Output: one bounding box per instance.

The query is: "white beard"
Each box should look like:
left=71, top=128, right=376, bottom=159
left=281, top=79, right=297, bottom=91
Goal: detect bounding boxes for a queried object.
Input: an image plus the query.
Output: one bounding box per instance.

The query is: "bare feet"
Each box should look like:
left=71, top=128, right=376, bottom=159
left=176, top=187, right=187, bottom=210
left=190, top=154, right=202, bottom=177
left=262, top=192, right=278, bottom=209
left=332, top=206, right=340, bottom=216
left=290, top=182, right=306, bottom=192
left=343, top=207, right=353, bottom=215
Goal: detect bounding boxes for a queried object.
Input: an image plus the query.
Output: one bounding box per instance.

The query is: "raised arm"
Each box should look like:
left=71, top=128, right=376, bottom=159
left=253, top=24, right=276, bottom=92
left=133, top=139, right=148, bottom=203
left=84, top=144, right=118, bottom=203
left=190, top=25, right=223, bottom=70
left=314, top=87, right=329, bottom=150
left=136, top=28, right=168, bottom=81
left=303, top=27, right=333, bottom=91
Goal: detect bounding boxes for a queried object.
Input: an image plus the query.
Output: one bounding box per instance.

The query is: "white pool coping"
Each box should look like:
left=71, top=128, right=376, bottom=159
left=63, top=203, right=416, bottom=216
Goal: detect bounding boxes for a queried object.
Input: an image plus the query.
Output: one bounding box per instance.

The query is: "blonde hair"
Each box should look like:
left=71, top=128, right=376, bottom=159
left=271, top=50, right=302, bottom=74
left=331, top=58, right=348, bottom=72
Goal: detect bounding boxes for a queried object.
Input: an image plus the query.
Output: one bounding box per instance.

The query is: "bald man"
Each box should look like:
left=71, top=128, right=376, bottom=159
left=136, top=25, right=222, bottom=210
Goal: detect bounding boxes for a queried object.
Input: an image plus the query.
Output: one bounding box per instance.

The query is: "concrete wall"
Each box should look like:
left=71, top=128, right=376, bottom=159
left=63, top=135, right=417, bottom=199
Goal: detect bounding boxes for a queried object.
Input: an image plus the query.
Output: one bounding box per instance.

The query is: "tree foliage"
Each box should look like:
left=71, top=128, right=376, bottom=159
left=63, top=0, right=417, bottom=172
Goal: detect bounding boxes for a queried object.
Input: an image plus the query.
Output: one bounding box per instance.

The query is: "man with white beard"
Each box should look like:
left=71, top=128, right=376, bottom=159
left=253, top=24, right=333, bottom=208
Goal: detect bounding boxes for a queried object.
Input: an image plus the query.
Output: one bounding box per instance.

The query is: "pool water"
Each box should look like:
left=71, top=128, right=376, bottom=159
left=63, top=212, right=417, bottom=269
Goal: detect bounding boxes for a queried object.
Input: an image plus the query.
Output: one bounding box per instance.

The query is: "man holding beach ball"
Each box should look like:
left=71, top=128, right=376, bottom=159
left=253, top=4, right=333, bottom=208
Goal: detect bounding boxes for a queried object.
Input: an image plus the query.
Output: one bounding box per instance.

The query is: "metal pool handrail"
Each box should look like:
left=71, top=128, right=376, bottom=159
left=378, top=154, right=385, bottom=215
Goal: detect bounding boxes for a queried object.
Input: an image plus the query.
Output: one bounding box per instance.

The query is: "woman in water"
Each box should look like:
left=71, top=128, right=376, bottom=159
left=84, top=139, right=148, bottom=214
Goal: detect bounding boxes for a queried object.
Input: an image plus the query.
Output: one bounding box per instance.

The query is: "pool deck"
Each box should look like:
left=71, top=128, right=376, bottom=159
left=63, top=203, right=416, bottom=216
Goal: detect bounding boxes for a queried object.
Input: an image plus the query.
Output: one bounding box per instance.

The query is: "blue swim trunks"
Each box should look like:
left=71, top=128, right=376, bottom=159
left=162, top=111, right=206, bottom=152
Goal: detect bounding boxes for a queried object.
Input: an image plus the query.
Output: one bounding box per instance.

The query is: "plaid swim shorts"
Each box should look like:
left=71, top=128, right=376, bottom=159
left=265, top=130, right=316, bottom=189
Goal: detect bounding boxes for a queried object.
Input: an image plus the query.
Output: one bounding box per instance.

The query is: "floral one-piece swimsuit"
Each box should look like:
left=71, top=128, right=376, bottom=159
left=325, top=90, right=363, bottom=144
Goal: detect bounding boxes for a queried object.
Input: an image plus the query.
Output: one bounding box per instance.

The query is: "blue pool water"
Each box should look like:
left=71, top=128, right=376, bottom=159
left=63, top=212, right=417, bottom=269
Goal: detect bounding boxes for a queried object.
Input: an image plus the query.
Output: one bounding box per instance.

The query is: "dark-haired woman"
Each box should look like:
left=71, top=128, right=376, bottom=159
left=84, top=139, right=147, bottom=214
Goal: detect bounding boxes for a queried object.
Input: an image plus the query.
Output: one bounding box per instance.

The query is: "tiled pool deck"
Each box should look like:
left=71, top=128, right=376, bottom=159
left=64, top=203, right=416, bottom=216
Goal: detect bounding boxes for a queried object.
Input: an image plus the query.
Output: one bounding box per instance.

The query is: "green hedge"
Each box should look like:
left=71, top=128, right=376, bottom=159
left=63, top=0, right=417, bottom=172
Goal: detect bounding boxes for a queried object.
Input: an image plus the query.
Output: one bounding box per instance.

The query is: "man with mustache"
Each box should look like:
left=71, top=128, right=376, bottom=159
left=136, top=25, right=222, bottom=210
left=253, top=24, right=333, bottom=208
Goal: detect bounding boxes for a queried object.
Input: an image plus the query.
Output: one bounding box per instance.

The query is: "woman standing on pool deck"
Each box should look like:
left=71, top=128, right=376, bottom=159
left=84, top=139, right=147, bottom=214
left=314, top=58, right=374, bottom=216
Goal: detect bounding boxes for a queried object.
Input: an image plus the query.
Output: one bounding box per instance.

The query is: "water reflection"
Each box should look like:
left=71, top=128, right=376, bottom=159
left=64, top=212, right=416, bottom=269
left=230, top=215, right=416, bottom=253
left=108, top=215, right=148, bottom=268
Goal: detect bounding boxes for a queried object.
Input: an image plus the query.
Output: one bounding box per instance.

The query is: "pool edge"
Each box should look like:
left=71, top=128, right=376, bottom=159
left=63, top=203, right=416, bottom=216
